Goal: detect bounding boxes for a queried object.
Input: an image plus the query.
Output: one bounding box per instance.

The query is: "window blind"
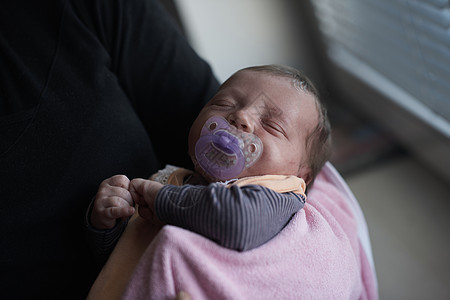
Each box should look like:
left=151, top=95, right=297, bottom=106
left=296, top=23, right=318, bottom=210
left=311, top=0, right=450, bottom=127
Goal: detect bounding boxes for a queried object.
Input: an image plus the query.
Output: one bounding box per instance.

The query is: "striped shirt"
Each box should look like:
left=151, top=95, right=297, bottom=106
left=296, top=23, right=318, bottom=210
left=86, top=183, right=305, bottom=257
left=156, top=183, right=305, bottom=251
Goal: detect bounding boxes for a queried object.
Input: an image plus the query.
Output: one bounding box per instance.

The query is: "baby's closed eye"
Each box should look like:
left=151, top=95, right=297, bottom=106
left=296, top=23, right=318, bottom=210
left=261, top=119, right=286, bottom=137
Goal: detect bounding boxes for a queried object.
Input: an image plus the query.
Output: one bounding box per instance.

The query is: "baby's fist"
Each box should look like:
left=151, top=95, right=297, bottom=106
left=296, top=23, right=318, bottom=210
left=130, top=178, right=163, bottom=225
left=91, top=175, right=135, bottom=229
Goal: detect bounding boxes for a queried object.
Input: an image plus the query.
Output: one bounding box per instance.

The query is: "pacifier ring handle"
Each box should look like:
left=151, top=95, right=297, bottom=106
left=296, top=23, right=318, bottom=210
left=248, top=143, right=257, bottom=153
left=208, top=121, right=218, bottom=130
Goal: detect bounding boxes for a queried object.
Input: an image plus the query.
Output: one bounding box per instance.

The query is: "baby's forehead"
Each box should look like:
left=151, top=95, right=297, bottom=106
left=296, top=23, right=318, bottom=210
left=221, top=70, right=319, bottom=116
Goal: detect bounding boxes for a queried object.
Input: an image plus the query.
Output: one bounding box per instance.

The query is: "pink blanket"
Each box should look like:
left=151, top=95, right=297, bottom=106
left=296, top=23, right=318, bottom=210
left=122, top=162, right=378, bottom=299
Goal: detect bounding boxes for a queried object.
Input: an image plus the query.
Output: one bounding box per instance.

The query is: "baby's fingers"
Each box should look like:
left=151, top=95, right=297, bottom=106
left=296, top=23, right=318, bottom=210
left=130, top=178, right=163, bottom=206
left=104, top=174, right=130, bottom=189
left=91, top=196, right=135, bottom=229
left=129, top=178, right=147, bottom=205
left=97, top=185, right=133, bottom=206
left=106, top=205, right=135, bottom=220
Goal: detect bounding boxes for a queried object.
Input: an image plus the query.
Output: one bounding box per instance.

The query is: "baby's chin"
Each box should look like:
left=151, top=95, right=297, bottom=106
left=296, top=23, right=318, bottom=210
left=191, top=158, right=215, bottom=183
left=193, top=162, right=242, bottom=183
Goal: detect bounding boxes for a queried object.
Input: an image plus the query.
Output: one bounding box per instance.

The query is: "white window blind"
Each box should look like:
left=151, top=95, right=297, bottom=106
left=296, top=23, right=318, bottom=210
left=311, top=0, right=450, bottom=127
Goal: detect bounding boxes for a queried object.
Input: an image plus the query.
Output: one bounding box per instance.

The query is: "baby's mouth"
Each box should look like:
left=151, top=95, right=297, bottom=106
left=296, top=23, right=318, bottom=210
left=204, top=144, right=238, bottom=168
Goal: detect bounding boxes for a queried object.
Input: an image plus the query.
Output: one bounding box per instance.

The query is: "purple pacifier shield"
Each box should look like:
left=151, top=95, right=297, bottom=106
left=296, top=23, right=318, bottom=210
left=194, top=116, right=262, bottom=180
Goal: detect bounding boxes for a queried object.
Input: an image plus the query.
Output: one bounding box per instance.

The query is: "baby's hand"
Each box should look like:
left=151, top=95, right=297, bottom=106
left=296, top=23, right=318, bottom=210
left=91, top=175, right=135, bottom=229
left=130, top=178, right=164, bottom=226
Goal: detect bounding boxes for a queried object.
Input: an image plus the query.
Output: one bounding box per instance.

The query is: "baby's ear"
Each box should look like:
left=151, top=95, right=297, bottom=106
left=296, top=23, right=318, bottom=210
left=298, top=165, right=312, bottom=186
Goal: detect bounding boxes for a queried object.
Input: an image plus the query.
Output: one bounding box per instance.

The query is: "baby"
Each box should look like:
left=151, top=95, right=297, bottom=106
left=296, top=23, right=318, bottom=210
left=87, top=65, right=331, bottom=252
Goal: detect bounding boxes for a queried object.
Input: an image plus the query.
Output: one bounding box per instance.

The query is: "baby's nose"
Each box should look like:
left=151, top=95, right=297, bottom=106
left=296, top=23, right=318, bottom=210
left=228, top=110, right=254, bottom=132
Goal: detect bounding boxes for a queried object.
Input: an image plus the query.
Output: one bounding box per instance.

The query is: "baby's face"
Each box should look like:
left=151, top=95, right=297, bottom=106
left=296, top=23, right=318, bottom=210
left=188, top=70, right=319, bottom=182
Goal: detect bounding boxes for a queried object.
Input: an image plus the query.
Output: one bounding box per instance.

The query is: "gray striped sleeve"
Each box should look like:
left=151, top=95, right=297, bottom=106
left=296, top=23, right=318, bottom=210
left=155, top=183, right=305, bottom=251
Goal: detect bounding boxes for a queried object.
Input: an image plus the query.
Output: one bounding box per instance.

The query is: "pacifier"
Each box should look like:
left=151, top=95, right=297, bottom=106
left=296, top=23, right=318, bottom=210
left=195, top=116, right=263, bottom=181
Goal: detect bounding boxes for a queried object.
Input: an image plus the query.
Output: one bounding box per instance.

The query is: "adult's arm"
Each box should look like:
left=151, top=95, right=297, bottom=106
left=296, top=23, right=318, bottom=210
left=71, top=0, right=219, bottom=168
left=0, top=1, right=218, bottom=298
left=156, top=184, right=305, bottom=251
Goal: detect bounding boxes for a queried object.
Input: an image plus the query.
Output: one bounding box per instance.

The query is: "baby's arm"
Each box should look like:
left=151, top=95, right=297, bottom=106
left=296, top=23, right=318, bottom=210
left=85, top=175, right=136, bottom=258
left=132, top=180, right=305, bottom=251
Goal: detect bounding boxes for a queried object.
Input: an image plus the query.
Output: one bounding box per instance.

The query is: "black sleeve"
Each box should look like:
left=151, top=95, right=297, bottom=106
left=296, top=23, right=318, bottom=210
left=155, top=183, right=305, bottom=251
left=71, top=0, right=220, bottom=168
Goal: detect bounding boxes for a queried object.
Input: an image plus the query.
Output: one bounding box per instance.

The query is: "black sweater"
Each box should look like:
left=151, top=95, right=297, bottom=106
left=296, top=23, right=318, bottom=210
left=0, top=0, right=218, bottom=298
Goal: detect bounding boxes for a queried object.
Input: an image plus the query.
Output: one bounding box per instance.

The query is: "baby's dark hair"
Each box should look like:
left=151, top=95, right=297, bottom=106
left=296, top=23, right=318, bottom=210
left=239, top=64, right=332, bottom=188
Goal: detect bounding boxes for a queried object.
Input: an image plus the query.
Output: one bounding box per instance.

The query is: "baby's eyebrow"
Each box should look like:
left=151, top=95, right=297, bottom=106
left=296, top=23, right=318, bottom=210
left=265, top=102, right=283, bottom=117
left=254, top=92, right=285, bottom=119
left=222, top=86, right=246, bottom=100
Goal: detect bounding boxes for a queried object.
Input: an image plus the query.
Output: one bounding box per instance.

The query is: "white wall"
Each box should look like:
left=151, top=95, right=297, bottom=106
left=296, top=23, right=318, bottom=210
left=174, top=0, right=305, bottom=83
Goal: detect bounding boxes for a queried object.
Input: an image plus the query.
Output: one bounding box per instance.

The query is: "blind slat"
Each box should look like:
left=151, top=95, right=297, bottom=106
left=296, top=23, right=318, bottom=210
left=311, top=0, right=450, bottom=121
